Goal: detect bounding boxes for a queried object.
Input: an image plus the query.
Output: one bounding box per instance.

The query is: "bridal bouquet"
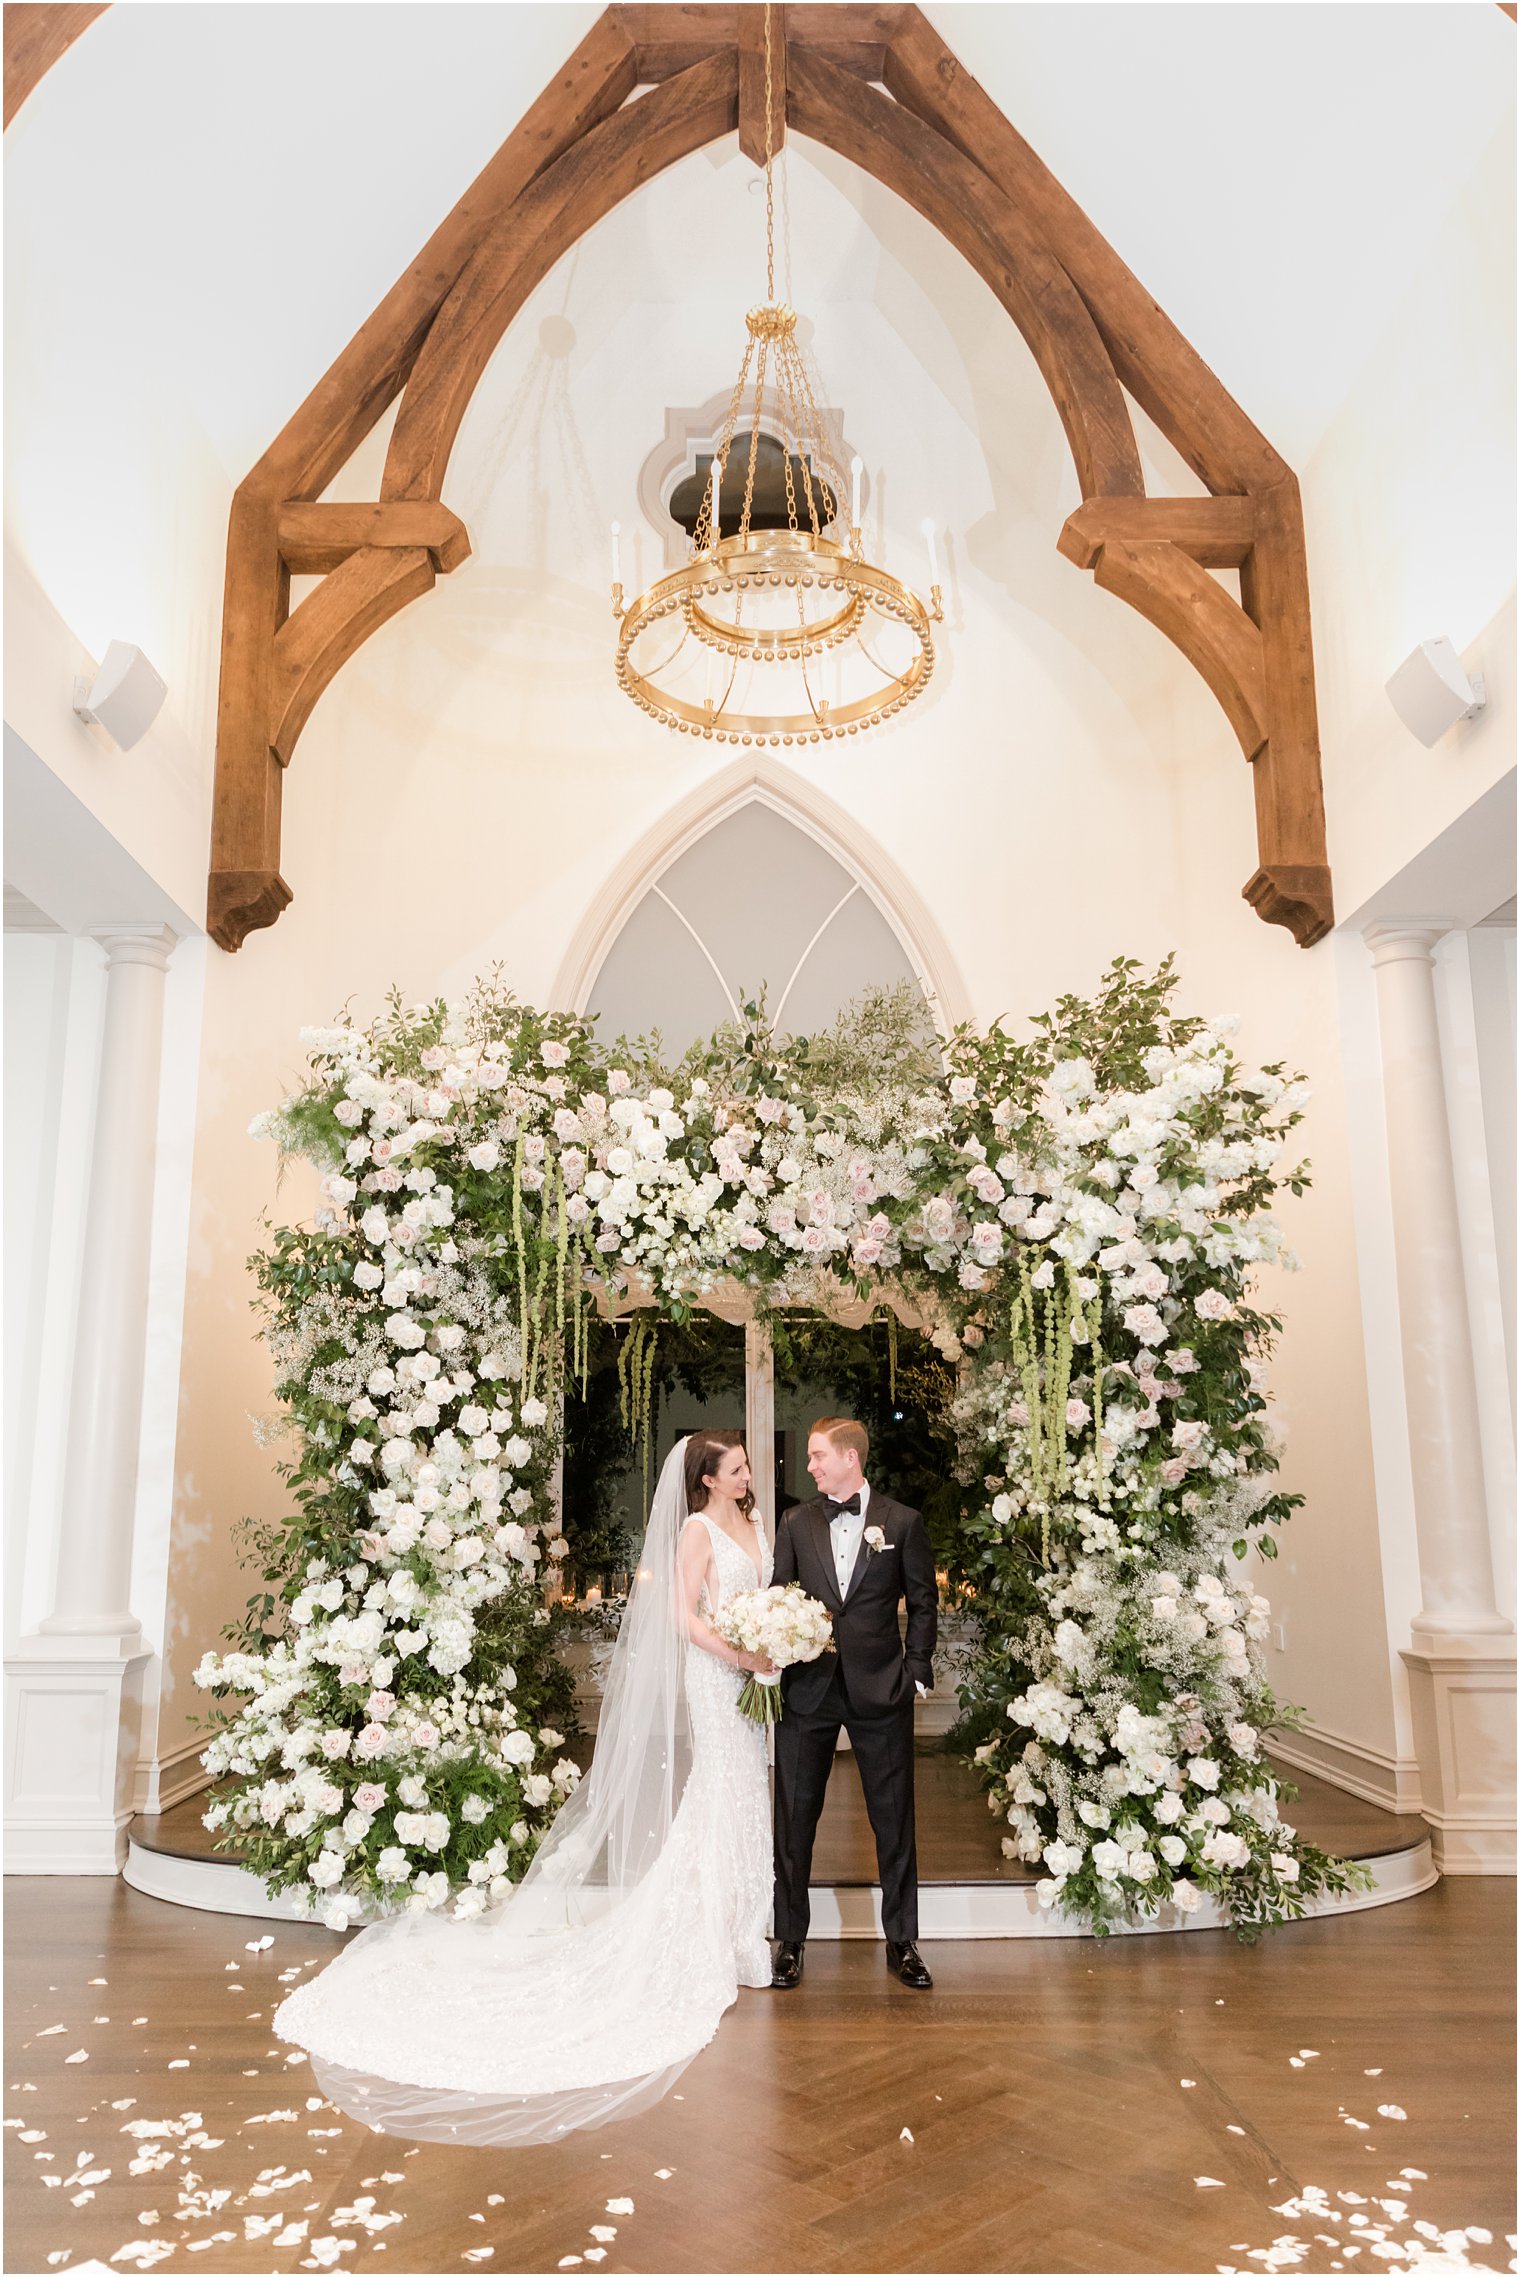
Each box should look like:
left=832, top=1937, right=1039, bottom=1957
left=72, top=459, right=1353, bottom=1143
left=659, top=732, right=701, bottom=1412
left=713, top=1584, right=835, bottom=1724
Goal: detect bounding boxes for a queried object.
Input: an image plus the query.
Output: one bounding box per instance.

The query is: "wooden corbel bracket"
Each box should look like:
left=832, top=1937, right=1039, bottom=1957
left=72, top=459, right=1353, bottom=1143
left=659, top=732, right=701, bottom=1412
left=277, top=502, right=471, bottom=577
left=1060, top=504, right=1268, bottom=761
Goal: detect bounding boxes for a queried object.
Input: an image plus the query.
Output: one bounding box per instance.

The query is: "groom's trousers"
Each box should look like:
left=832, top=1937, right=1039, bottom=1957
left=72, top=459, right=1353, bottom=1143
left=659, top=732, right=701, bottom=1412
left=773, top=1666, right=919, bottom=1943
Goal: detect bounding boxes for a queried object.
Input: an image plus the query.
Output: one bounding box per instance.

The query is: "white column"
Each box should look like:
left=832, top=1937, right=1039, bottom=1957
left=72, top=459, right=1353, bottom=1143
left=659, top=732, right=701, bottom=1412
left=5, top=926, right=174, bottom=1871
left=1368, top=921, right=1515, bottom=1871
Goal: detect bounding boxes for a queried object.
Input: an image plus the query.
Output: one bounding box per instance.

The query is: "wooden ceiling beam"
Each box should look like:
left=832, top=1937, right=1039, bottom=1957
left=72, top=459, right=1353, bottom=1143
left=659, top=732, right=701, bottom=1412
left=615, top=4, right=898, bottom=83
left=1239, top=476, right=1332, bottom=944
left=883, top=10, right=1282, bottom=498
left=208, top=2, right=1331, bottom=951
left=737, top=0, right=781, bottom=166
left=788, top=48, right=1143, bottom=504
left=4, top=1, right=107, bottom=128
left=383, top=52, right=739, bottom=505
left=254, top=12, right=639, bottom=504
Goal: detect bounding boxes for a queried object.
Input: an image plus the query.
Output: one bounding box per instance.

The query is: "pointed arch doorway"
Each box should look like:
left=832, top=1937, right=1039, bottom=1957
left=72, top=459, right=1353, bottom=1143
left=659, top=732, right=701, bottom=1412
left=558, top=762, right=960, bottom=1533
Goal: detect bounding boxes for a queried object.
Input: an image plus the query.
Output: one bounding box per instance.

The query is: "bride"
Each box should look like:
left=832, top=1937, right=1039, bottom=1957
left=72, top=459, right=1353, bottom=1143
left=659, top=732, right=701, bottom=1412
left=274, top=1430, right=776, bottom=2145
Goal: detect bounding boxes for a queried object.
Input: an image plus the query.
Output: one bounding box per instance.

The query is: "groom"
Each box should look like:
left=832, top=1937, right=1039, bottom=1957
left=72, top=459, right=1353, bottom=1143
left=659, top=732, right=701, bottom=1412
left=770, top=1416, right=938, bottom=1990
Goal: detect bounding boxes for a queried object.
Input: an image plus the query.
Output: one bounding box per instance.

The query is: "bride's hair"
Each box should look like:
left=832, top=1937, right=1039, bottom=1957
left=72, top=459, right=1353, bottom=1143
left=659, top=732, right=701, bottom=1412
left=684, top=1429, right=755, bottom=1516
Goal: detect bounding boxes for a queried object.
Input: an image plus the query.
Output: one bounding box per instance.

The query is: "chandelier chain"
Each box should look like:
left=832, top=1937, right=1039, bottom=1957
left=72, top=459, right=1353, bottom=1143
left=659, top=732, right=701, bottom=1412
left=610, top=0, right=943, bottom=746
left=764, top=0, right=777, bottom=304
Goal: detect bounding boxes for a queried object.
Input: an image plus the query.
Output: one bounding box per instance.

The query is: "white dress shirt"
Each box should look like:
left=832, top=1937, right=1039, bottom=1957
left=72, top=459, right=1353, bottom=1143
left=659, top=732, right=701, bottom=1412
left=826, top=1479, right=871, bottom=1594
left=826, top=1481, right=928, bottom=1697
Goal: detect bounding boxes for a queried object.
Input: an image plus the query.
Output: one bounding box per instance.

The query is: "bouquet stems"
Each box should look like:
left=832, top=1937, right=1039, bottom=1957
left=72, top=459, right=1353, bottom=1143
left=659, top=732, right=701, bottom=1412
left=736, top=1671, right=784, bottom=1725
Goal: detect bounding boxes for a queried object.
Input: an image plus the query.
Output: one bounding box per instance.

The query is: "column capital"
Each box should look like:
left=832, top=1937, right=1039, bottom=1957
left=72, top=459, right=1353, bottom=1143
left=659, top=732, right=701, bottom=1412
left=1364, top=919, right=1455, bottom=968
left=90, top=924, right=178, bottom=973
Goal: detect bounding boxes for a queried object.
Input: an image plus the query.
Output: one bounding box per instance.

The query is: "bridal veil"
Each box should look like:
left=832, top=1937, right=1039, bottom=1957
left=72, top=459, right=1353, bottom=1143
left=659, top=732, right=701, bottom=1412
left=277, top=1437, right=712, bottom=2144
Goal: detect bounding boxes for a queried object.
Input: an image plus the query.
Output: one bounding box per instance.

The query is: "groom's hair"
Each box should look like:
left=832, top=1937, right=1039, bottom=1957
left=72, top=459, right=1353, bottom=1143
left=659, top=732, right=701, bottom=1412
left=811, top=1416, right=869, bottom=1465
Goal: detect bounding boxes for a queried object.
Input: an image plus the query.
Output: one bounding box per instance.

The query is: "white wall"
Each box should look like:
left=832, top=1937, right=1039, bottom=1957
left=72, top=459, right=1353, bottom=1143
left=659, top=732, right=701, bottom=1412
left=2, top=9, right=1513, bottom=1814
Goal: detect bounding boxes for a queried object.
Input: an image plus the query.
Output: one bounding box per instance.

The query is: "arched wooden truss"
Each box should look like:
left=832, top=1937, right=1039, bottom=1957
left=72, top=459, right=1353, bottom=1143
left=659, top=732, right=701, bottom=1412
left=209, top=3, right=1333, bottom=953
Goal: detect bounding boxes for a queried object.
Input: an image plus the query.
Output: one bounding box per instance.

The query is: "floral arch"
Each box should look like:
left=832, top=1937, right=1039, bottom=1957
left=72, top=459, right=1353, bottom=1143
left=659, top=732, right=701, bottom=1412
left=197, top=959, right=1365, bottom=1940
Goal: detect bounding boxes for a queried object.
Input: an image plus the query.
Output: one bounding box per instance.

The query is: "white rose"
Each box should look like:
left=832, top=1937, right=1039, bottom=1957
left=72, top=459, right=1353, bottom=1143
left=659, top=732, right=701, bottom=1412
left=398, top=1774, right=427, bottom=1807
left=375, top=1846, right=410, bottom=1885
left=500, top=1728, right=535, bottom=1766
left=1042, top=1839, right=1086, bottom=1879
left=1170, top=1878, right=1202, bottom=1914
left=1201, top=1830, right=1250, bottom=1870
left=1186, top=1757, right=1221, bottom=1790
left=461, top=1794, right=490, bottom=1825
left=523, top=1774, right=553, bottom=1807
left=308, top=1852, right=345, bottom=1889
left=1158, top=1835, right=1188, bottom=1866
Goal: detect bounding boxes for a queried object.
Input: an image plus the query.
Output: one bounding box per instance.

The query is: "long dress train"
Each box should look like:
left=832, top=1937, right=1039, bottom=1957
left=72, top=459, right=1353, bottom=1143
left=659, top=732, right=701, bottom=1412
left=273, top=1506, right=772, bottom=2145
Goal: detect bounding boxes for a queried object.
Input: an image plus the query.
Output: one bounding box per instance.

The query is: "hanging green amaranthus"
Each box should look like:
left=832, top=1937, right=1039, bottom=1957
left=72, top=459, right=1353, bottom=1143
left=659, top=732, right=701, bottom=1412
left=1082, top=1281, right=1109, bottom=1510
left=511, top=1129, right=529, bottom=1384
left=616, top=1313, right=659, bottom=1515
left=549, top=1167, right=569, bottom=1404
left=1010, top=1252, right=1083, bottom=1563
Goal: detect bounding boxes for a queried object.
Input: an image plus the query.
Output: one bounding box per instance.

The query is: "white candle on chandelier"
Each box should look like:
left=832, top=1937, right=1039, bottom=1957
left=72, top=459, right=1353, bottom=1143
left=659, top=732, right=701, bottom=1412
left=610, top=520, right=622, bottom=584
left=709, top=452, right=722, bottom=541
left=850, top=455, right=863, bottom=532
left=921, top=516, right=939, bottom=588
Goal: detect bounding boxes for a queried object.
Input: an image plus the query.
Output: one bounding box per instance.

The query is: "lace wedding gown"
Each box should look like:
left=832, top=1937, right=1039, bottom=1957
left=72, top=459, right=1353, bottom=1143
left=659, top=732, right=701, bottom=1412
left=274, top=1509, right=772, bottom=2145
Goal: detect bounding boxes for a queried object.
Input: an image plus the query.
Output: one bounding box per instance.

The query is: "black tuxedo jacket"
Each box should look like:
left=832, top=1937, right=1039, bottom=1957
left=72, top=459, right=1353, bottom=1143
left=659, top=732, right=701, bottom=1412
left=772, top=1491, right=938, bottom=1715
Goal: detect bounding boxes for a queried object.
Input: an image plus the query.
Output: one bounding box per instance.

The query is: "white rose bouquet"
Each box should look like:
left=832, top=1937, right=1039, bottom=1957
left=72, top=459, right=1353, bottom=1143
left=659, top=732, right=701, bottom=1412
left=712, top=1583, right=835, bottom=1724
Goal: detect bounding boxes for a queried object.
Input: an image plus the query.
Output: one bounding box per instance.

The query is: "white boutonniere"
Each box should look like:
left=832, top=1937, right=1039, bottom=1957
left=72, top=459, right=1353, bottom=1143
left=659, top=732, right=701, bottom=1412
left=864, top=1525, right=888, bottom=1555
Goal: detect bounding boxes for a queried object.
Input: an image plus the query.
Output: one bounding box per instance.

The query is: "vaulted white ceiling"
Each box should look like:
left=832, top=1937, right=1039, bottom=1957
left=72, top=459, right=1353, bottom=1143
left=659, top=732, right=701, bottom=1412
left=5, top=1, right=1512, bottom=485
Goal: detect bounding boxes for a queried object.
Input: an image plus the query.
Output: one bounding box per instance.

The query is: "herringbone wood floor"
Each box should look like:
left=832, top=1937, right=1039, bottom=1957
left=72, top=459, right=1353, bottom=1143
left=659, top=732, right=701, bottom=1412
left=5, top=1877, right=1512, bottom=2276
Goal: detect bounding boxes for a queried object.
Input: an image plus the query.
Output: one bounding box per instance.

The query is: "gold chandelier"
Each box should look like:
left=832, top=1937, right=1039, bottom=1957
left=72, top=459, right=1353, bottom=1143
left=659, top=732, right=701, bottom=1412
left=610, top=3, right=943, bottom=746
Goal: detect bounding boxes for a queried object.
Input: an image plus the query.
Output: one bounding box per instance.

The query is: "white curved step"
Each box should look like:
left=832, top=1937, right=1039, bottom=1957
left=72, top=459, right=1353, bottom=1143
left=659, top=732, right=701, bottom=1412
left=124, top=1831, right=1436, bottom=1939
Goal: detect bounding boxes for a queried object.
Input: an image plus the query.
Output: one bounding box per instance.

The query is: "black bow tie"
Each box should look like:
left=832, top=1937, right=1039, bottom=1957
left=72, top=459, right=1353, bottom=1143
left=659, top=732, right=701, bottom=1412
left=827, top=1494, right=862, bottom=1520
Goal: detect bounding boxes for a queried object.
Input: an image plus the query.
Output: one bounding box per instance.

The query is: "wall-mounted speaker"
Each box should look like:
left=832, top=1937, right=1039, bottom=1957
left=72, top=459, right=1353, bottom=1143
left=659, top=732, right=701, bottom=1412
left=72, top=642, right=168, bottom=751
left=1385, top=636, right=1487, bottom=748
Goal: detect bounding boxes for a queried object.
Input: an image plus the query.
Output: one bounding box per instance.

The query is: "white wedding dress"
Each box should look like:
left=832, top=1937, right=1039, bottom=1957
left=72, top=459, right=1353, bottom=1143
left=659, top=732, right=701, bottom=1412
left=274, top=1452, right=772, bottom=2146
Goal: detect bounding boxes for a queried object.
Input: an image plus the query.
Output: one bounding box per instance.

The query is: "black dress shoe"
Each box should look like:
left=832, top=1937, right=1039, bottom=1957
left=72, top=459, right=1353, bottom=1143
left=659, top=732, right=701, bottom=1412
left=771, top=1940, right=805, bottom=1989
left=886, top=1939, right=933, bottom=1989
